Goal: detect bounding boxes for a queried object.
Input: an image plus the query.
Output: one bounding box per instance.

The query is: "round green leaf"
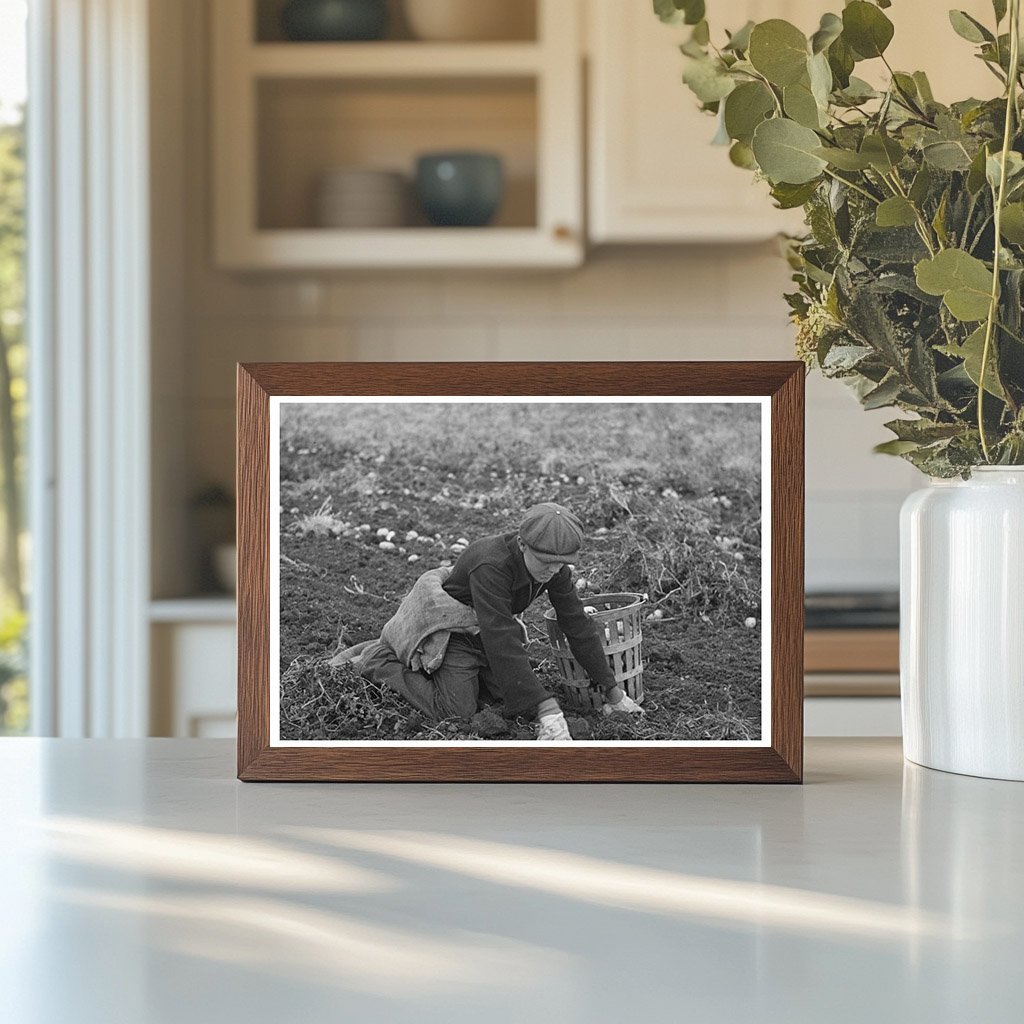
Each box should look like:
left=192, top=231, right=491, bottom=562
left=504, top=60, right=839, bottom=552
left=860, top=133, right=904, bottom=173
left=827, top=35, right=856, bottom=88
left=771, top=180, right=820, bottom=209
left=723, top=81, right=775, bottom=144
left=752, top=118, right=828, bottom=184
left=875, top=197, right=918, bottom=228
left=654, top=0, right=705, bottom=26
left=807, top=52, right=833, bottom=108
left=1000, top=203, right=1024, bottom=245
left=784, top=81, right=823, bottom=129
left=748, top=20, right=809, bottom=86
left=949, top=10, right=994, bottom=44
left=682, top=57, right=736, bottom=104
left=842, top=1, right=894, bottom=59
left=724, top=20, right=755, bottom=53
left=986, top=150, right=1024, bottom=190
left=811, top=13, right=843, bottom=55
left=915, top=249, right=994, bottom=321
left=837, top=76, right=877, bottom=105
left=923, top=140, right=973, bottom=171
left=729, top=140, right=757, bottom=170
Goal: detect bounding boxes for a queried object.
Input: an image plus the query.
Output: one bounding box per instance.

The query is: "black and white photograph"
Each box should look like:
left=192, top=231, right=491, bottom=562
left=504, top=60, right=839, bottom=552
left=270, top=397, right=770, bottom=745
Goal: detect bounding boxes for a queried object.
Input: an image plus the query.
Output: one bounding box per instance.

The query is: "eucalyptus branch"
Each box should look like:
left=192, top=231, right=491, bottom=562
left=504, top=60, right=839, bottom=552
left=979, top=0, right=1021, bottom=462
left=665, top=2, right=1024, bottom=473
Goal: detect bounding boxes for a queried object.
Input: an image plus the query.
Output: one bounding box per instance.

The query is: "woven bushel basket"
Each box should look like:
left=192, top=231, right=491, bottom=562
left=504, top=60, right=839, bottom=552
left=543, top=593, right=646, bottom=710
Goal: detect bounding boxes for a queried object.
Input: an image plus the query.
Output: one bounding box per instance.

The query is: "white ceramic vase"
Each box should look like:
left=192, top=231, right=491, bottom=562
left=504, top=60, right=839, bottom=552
left=900, top=467, right=1024, bottom=781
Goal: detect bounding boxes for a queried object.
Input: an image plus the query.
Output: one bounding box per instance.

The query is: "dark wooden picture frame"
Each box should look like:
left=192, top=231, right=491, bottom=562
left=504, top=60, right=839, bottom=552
left=237, top=362, right=804, bottom=782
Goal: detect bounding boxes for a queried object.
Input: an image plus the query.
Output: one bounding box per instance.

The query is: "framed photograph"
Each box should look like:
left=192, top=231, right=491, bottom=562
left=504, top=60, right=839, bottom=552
left=237, top=362, right=804, bottom=782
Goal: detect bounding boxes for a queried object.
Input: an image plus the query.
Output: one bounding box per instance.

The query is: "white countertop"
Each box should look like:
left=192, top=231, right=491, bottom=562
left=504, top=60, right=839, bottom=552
left=1, top=738, right=1021, bottom=1023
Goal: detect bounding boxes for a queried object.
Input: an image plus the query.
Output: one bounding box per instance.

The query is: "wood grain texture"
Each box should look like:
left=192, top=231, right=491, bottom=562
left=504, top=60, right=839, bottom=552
left=236, top=361, right=805, bottom=783
left=770, top=365, right=805, bottom=783
left=805, top=629, right=899, bottom=674
left=237, top=365, right=270, bottom=778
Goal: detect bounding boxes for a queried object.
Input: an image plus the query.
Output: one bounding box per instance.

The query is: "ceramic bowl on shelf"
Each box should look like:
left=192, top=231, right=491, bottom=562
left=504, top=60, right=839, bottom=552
left=280, top=0, right=389, bottom=42
left=315, top=167, right=408, bottom=228
left=414, top=152, right=504, bottom=227
left=403, top=0, right=535, bottom=42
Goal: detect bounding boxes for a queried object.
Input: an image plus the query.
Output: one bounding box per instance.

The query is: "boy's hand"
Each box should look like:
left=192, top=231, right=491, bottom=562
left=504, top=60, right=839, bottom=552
left=603, top=692, right=644, bottom=715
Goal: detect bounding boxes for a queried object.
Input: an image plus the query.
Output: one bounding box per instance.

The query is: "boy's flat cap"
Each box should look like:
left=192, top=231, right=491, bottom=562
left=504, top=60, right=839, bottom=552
left=519, top=502, right=584, bottom=557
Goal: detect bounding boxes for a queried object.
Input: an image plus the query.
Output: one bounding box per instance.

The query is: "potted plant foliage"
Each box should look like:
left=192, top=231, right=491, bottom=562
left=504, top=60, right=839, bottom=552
left=657, top=0, right=1024, bottom=779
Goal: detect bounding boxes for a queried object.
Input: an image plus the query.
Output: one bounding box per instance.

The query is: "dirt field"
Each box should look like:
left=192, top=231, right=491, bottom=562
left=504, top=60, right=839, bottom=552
left=277, top=401, right=763, bottom=741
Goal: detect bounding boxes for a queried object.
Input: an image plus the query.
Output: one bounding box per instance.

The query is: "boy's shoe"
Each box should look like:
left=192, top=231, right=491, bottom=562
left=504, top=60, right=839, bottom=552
left=537, top=711, right=573, bottom=741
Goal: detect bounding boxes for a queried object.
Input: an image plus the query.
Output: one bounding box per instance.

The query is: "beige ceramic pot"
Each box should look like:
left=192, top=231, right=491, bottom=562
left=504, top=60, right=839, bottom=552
left=403, top=0, right=535, bottom=41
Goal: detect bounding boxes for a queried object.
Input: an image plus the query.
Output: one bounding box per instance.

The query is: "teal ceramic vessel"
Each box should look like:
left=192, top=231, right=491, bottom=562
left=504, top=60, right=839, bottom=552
left=281, top=0, right=388, bottom=41
left=415, top=152, right=505, bottom=227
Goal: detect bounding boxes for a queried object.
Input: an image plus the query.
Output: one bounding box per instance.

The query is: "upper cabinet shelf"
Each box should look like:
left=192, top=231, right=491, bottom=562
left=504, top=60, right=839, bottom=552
left=211, top=0, right=582, bottom=270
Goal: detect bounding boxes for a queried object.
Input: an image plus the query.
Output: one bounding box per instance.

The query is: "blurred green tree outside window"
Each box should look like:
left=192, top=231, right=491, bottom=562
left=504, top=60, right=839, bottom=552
left=0, top=0, right=28, bottom=734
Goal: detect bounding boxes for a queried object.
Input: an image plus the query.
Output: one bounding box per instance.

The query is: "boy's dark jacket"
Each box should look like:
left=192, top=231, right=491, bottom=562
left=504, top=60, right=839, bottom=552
left=443, top=531, right=616, bottom=695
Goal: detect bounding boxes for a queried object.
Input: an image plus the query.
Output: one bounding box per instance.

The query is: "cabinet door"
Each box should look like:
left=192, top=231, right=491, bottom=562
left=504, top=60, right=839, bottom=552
left=588, top=0, right=812, bottom=243
left=151, top=621, right=237, bottom=738
left=588, top=0, right=995, bottom=244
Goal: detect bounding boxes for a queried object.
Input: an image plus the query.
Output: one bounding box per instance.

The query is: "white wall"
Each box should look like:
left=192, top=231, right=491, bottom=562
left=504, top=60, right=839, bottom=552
left=156, top=0, right=920, bottom=598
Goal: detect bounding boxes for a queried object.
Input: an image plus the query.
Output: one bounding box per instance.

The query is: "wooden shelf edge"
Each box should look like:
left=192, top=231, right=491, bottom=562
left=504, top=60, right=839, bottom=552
left=249, top=42, right=544, bottom=78
left=217, top=227, right=584, bottom=270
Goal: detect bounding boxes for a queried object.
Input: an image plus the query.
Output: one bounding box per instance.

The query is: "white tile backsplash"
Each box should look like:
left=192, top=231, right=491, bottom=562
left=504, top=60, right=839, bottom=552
left=558, top=250, right=727, bottom=320
left=442, top=273, right=562, bottom=321
left=326, top=275, right=446, bottom=320
left=493, top=321, right=627, bottom=361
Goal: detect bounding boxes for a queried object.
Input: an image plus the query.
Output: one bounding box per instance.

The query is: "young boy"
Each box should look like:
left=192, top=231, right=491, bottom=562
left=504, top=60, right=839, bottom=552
left=354, top=502, right=642, bottom=740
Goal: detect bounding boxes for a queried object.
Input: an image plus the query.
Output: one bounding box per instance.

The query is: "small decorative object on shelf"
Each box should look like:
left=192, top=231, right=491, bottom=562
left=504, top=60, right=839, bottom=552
left=415, top=151, right=504, bottom=226
left=403, top=0, right=535, bottom=42
left=660, top=0, right=1024, bottom=780
left=280, top=0, right=388, bottom=42
left=315, top=167, right=407, bottom=228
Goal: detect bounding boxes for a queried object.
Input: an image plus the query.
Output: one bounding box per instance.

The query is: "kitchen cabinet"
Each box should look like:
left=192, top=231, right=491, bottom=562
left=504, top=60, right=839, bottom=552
left=587, top=0, right=810, bottom=243
left=150, top=601, right=237, bottom=738
left=211, top=0, right=583, bottom=269
left=805, top=629, right=901, bottom=736
left=586, top=0, right=999, bottom=244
